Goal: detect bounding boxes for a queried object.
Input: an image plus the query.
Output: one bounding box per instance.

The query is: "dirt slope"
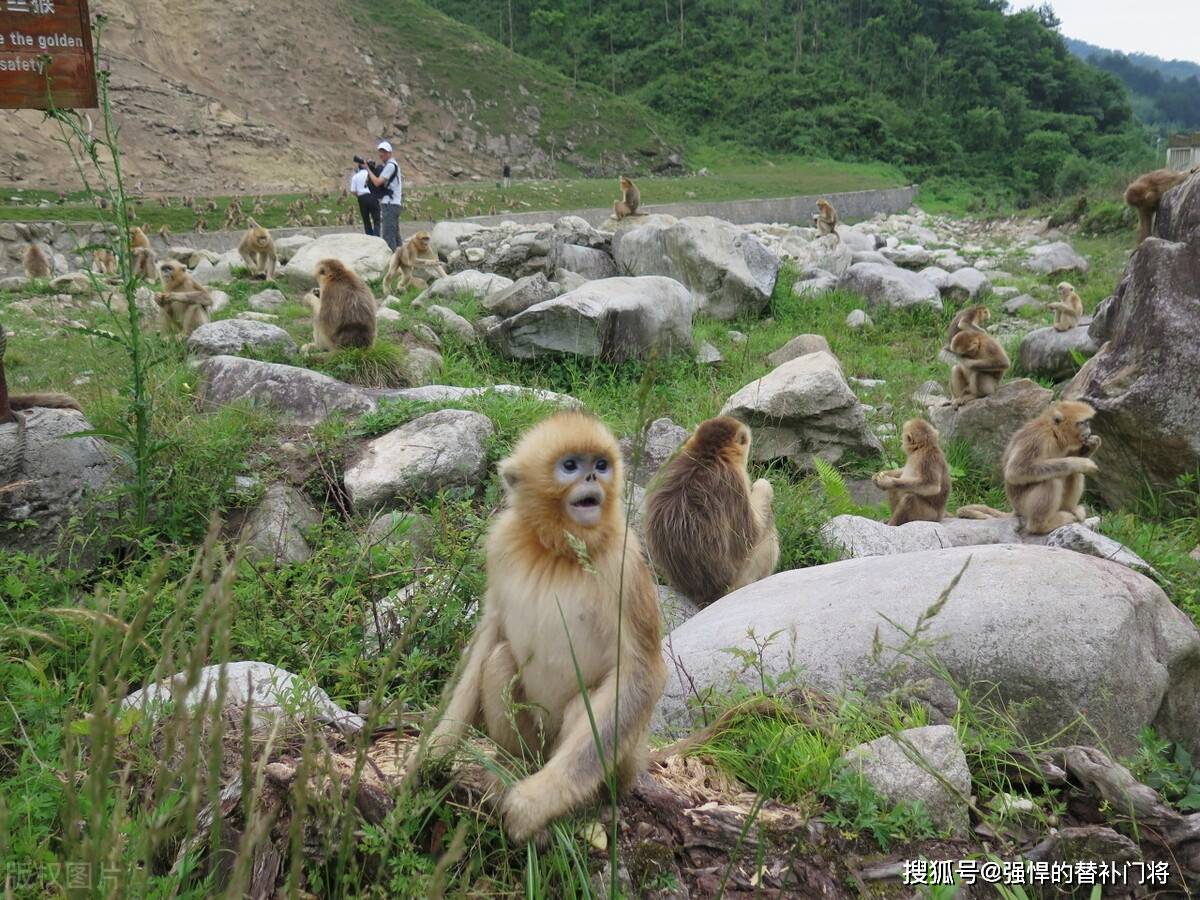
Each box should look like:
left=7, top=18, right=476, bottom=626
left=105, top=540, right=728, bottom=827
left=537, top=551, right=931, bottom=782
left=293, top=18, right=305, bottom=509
left=0, top=0, right=677, bottom=194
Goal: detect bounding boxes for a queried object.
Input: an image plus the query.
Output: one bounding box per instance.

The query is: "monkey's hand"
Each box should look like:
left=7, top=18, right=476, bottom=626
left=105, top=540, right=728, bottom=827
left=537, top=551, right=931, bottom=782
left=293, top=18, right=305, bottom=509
left=1070, top=457, right=1100, bottom=476
left=872, top=470, right=900, bottom=488
left=1080, top=434, right=1102, bottom=457
left=153, top=292, right=170, bottom=308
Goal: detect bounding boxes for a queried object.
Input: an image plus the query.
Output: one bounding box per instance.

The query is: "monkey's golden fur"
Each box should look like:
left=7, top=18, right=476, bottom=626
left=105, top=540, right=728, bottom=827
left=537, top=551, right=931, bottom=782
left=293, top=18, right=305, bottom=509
left=643, top=416, right=778, bottom=606
left=1124, top=167, right=1194, bottom=244
left=613, top=176, right=640, bottom=219
left=412, top=412, right=666, bottom=844
left=949, top=330, right=1009, bottom=407
left=383, top=231, right=447, bottom=293
left=92, top=249, right=118, bottom=276
left=237, top=219, right=277, bottom=280
left=813, top=199, right=838, bottom=238
left=304, top=259, right=376, bottom=352
left=1002, top=401, right=1101, bottom=535
left=873, top=419, right=950, bottom=526
left=0, top=323, right=81, bottom=424
left=1049, top=282, right=1083, bottom=332
left=945, top=305, right=990, bottom=349
left=155, top=260, right=213, bottom=337
left=130, top=227, right=157, bottom=281
left=22, top=243, right=51, bottom=279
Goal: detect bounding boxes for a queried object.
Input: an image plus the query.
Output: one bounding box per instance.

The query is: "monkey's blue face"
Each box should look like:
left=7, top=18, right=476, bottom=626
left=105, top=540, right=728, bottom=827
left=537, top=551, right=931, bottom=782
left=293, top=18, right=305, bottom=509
left=555, top=453, right=613, bottom=527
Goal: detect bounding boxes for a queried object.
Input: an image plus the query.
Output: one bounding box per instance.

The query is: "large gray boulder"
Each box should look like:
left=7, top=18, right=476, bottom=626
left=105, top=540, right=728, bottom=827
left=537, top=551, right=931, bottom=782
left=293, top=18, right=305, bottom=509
left=481, top=272, right=560, bottom=319
left=487, top=276, right=696, bottom=363
left=248, top=288, right=288, bottom=311
left=619, top=417, right=688, bottom=487
left=843, top=725, right=971, bottom=838
left=0, top=408, right=122, bottom=557
left=281, top=233, right=392, bottom=290
left=123, top=661, right=364, bottom=734
left=343, top=409, right=494, bottom=511
left=928, top=379, right=1052, bottom=472
left=555, top=243, right=617, bottom=281
left=778, top=233, right=853, bottom=278
left=840, top=263, right=942, bottom=311
left=656, top=544, right=1200, bottom=758
left=1067, top=201, right=1200, bottom=507
left=238, top=483, right=321, bottom=565
left=1154, top=169, right=1200, bottom=242
left=821, top=514, right=1154, bottom=575
left=186, top=319, right=298, bottom=358
left=1024, top=241, right=1089, bottom=277
left=447, top=223, right=558, bottom=280
left=720, top=351, right=883, bottom=467
left=375, top=383, right=580, bottom=408
left=614, top=216, right=780, bottom=319
left=273, top=234, right=314, bottom=264
left=415, top=269, right=514, bottom=305
left=880, top=244, right=934, bottom=269
left=1017, top=320, right=1098, bottom=381
left=195, top=356, right=376, bottom=426
left=766, top=334, right=832, bottom=368
left=430, top=221, right=485, bottom=260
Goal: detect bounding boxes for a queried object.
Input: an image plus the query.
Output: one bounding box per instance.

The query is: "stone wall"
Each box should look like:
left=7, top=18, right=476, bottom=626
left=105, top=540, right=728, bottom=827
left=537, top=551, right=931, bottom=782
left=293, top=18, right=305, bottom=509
left=0, top=185, right=918, bottom=275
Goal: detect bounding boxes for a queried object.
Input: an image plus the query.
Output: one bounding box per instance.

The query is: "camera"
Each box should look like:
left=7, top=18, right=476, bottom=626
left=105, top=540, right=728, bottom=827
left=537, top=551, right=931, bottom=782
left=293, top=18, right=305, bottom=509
left=352, top=155, right=366, bottom=165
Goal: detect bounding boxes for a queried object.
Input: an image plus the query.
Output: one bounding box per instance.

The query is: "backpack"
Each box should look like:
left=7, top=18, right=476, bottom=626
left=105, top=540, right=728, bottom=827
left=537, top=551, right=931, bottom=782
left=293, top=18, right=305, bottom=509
left=367, top=160, right=398, bottom=199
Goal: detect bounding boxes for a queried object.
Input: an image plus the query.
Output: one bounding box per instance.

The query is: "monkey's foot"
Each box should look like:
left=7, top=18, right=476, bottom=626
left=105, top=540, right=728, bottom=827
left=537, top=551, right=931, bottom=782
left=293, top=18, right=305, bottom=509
left=1073, top=505, right=1088, bottom=522
left=501, top=780, right=552, bottom=845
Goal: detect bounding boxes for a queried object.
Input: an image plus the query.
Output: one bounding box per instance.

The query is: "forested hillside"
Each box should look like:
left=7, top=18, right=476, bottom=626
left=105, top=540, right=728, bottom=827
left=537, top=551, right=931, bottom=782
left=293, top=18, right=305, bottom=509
left=429, top=0, right=1151, bottom=200
left=1065, top=38, right=1200, bottom=133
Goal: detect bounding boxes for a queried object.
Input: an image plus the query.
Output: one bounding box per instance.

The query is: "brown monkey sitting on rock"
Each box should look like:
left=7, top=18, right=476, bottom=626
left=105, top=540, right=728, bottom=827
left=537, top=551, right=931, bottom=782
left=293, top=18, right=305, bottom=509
left=872, top=419, right=950, bottom=526
left=613, top=176, right=640, bottom=219
left=1002, top=400, right=1101, bottom=535
left=813, top=199, right=838, bottom=239
left=22, top=243, right=51, bottom=280
left=1124, top=166, right=1199, bottom=244
left=1049, top=282, right=1083, bottom=332
left=643, top=416, right=779, bottom=606
left=948, top=330, right=1009, bottom=407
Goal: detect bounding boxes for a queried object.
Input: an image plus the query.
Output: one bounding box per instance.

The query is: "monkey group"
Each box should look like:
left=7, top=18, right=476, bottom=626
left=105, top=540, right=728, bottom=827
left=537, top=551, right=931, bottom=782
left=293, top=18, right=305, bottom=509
left=874, top=401, right=1102, bottom=536
left=411, top=411, right=780, bottom=843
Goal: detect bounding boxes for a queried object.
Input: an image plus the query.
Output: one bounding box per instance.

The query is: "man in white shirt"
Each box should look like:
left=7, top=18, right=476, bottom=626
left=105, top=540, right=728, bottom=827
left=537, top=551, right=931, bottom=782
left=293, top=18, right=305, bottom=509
left=349, top=159, right=379, bottom=236
left=367, top=140, right=402, bottom=250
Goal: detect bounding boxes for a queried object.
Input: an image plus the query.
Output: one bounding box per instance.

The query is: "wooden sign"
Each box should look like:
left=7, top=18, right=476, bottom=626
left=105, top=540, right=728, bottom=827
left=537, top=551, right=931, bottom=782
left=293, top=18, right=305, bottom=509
left=0, top=0, right=97, bottom=109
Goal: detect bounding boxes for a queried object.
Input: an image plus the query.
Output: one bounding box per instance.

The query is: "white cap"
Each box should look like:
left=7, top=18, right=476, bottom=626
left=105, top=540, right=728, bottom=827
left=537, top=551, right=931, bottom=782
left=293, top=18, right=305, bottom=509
left=377, top=140, right=393, bottom=152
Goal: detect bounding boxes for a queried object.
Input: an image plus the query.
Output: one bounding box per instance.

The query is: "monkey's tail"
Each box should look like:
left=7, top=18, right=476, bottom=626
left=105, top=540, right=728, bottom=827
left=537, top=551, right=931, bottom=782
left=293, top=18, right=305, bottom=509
left=955, top=504, right=1011, bottom=520
left=10, top=392, right=82, bottom=413
left=336, top=325, right=374, bottom=350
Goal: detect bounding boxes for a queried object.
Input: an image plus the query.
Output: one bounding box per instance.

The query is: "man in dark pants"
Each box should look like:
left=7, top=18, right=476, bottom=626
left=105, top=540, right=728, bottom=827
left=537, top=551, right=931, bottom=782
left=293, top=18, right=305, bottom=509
left=368, top=141, right=402, bottom=250
left=349, top=158, right=379, bottom=236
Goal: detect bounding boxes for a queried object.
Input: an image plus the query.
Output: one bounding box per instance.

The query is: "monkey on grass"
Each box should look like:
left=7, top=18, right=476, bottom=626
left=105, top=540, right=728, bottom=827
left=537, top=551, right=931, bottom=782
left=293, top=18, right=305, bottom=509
left=407, top=412, right=665, bottom=844
left=155, top=260, right=213, bottom=337
left=643, top=416, right=778, bottom=606
left=303, top=259, right=377, bottom=353
left=237, top=219, right=277, bottom=280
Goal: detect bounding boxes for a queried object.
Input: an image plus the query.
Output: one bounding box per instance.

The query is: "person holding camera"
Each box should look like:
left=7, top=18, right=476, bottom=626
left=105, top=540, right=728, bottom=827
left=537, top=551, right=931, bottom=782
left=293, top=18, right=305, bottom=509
left=349, top=157, right=379, bottom=237
left=365, top=141, right=402, bottom=250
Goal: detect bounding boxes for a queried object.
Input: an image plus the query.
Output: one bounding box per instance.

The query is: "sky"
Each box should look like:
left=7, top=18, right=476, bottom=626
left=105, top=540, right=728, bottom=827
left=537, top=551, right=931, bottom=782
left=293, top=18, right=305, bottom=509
left=1011, top=0, right=1200, bottom=64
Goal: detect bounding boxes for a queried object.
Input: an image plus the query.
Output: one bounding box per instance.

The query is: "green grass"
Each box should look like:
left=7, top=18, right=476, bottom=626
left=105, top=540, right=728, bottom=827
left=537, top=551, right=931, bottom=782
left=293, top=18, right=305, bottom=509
left=3, top=205, right=1198, bottom=895
left=0, top=154, right=906, bottom=231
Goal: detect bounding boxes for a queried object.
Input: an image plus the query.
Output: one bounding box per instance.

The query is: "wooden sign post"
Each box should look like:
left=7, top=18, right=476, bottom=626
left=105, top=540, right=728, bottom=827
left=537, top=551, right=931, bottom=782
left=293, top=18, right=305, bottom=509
left=0, top=0, right=97, bottom=109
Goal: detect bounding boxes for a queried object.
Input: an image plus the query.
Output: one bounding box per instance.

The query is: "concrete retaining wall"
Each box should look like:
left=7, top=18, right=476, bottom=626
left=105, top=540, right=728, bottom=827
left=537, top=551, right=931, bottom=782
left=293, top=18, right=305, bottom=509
left=0, top=185, right=917, bottom=275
